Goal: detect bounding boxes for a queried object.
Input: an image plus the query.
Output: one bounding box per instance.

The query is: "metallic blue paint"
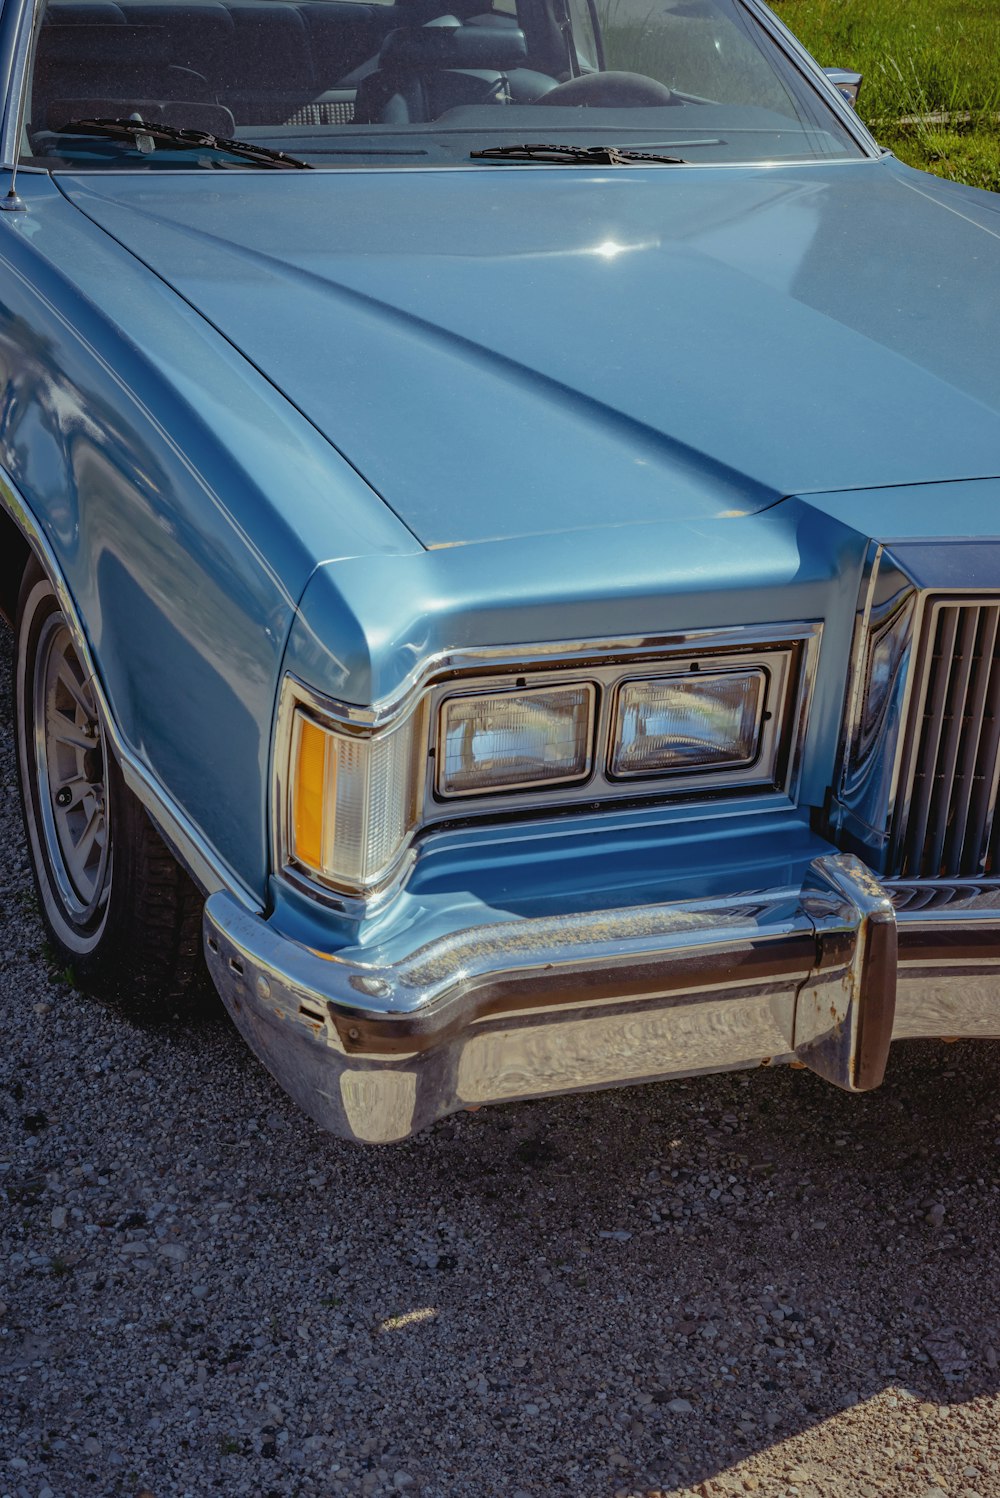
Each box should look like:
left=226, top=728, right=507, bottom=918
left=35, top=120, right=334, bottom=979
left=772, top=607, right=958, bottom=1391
left=805, top=478, right=1000, bottom=541
left=3, top=147, right=999, bottom=909
left=0, top=171, right=415, bottom=889
left=3, top=0, right=999, bottom=1135
left=281, top=501, right=867, bottom=817
left=57, top=155, right=1000, bottom=553
left=267, top=798, right=837, bottom=958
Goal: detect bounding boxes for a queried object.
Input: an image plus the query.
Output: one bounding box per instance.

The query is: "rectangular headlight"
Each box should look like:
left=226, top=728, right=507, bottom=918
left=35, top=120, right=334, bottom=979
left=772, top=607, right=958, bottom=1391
left=289, top=709, right=418, bottom=892
left=611, top=671, right=765, bottom=778
left=438, top=683, right=595, bottom=797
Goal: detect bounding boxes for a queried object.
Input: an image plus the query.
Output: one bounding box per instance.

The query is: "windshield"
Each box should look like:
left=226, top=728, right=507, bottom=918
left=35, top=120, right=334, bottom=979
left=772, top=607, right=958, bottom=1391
left=21, top=0, right=864, bottom=169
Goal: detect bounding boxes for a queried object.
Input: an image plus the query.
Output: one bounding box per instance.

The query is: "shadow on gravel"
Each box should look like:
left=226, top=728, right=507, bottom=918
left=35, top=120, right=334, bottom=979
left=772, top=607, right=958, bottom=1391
left=3, top=623, right=1000, bottom=1497
left=361, top=1042, right=1000, bottom=1494
left=10, top=988, right=1000, bottom=1493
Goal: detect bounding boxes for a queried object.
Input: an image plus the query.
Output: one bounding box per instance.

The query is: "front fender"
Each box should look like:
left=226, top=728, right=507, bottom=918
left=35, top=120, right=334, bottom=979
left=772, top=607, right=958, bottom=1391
left=0, top=175, right=413, bottom=897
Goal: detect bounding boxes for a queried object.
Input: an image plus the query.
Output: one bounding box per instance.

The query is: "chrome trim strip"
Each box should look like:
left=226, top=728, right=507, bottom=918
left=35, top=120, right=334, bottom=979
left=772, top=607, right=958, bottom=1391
left=880, top=599, right=925, bottom=837
left=45, top=158, right=891, bottom=180
left=840, top=540, right=883, bottom=762
left=891, top=598, right=943, bottom=872
left=291, top=622, right=822, bottom=733
left=0, top=0, right=34, bottom=170
left=850, top=547, right=925, bottom=824
left=0, top=468, right=262, bottom=912
left=740, top=0, right=881, bottom=160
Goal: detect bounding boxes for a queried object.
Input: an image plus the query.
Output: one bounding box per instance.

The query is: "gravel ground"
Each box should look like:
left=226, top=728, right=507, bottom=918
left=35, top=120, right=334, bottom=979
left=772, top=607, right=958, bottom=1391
left=3, top=627, right=1000, bottom=1498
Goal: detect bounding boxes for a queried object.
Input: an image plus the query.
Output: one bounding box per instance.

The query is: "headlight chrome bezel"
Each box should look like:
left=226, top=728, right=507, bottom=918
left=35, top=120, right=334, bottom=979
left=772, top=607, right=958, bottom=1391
left=436, top=681, right=598, bottom=799
left=275, top=623, right=820, bottom=910
left=608, top=667, right=769, bottom=781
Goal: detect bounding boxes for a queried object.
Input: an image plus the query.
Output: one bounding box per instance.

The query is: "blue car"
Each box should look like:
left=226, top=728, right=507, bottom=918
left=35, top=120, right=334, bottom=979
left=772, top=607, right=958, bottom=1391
left=2, top=0, right=999, bottom=1142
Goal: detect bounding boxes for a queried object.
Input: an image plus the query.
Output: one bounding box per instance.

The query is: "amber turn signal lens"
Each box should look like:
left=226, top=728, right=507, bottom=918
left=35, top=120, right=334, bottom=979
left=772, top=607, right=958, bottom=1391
left=292, top=714, right=331, bottom=871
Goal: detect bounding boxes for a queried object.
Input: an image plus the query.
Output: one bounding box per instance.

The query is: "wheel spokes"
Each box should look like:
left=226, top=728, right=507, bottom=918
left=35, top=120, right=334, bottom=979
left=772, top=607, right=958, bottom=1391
left=56, top=659, right=94, bottom=717
left=62, top=804, right=106, bottom=890
left=34, top=618, right=112, bottom=920
left=46, top=707, right=95, bottom=752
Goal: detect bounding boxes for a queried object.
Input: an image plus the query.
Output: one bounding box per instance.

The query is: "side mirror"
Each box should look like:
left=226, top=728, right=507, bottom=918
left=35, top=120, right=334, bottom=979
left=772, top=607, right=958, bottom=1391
left=824, top=67, right=863, bottom=108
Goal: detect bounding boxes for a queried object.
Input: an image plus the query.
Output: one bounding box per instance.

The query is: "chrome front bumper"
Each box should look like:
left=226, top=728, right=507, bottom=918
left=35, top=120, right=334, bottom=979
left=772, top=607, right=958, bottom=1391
left=203, top=854, right=1000, bottom=1143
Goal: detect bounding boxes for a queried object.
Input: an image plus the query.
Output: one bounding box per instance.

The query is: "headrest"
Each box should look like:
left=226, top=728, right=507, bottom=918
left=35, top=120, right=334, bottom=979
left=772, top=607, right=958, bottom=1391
left=37, top=23, right=172, bottom=65
left=379, top=21, right=527, bottom=71
left=44, top=2, right=128, bottom=22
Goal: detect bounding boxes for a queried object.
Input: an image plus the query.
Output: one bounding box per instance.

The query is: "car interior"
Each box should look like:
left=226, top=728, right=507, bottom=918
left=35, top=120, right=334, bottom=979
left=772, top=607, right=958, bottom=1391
left=30, top=0, right=581, bottom=140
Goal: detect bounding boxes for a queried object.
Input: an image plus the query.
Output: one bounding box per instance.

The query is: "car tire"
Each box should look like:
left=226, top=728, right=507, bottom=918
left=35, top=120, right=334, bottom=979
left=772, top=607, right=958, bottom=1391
left=14, top=557, right=209, bottom=1014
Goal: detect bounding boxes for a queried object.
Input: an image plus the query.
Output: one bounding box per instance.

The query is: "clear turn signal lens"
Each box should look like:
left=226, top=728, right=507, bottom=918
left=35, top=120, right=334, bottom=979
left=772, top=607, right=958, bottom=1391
left=438, top=684, right=595, bottom=797
left=289, top=708, right=417, bottom=892
left=611, top=671, right=765, bottom=777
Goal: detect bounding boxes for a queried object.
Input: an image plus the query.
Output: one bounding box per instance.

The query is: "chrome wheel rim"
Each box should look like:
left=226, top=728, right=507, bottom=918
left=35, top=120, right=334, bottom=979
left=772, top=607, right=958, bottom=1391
left=32, top=615, right=111, bottom=925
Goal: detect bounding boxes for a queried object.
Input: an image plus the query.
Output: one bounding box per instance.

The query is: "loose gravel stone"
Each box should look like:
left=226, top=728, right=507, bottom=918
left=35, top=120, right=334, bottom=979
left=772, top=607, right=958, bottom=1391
left=4, top=626, right=1000, bottom=1497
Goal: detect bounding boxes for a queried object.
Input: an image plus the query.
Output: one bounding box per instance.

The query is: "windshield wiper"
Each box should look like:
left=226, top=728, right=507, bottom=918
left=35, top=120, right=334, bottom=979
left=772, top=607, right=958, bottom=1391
left=470, top=142, right=686, bottom=165
left=57, top=118, right=313, bottom=170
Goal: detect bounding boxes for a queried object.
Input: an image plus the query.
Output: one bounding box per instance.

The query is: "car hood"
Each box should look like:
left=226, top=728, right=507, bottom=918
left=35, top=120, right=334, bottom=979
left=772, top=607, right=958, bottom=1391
left=60, top=159, right=1000, bottom=548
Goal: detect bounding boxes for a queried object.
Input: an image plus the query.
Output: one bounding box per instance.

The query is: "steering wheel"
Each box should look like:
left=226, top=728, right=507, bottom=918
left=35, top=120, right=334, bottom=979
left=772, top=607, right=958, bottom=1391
left=533, top=71, right=676, bottom=106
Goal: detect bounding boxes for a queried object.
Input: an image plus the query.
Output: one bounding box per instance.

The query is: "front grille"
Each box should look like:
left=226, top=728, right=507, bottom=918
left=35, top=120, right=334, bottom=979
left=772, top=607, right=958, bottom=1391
left=895, top=601, right=1000, bottom=877
left=888, top=880, right=1000, bottom=913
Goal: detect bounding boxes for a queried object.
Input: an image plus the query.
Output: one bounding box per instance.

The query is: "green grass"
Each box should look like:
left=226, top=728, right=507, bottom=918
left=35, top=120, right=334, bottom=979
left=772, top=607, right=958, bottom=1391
left=775, top=0, right=1000, bottom=191
left=599, top=5, right=793, bottom=108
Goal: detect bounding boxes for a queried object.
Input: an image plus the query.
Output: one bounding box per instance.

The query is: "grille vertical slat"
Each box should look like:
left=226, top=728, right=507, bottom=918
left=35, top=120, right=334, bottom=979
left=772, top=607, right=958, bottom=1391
left=902, top=607, right=957, bottom=874
left=925, top=606, right=979, bottom=873
left=896, top=600, right=1000, bottom=878
left=985, top=726, right=1000, bottom=873
left=948, top=606, right=999, bottom=871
